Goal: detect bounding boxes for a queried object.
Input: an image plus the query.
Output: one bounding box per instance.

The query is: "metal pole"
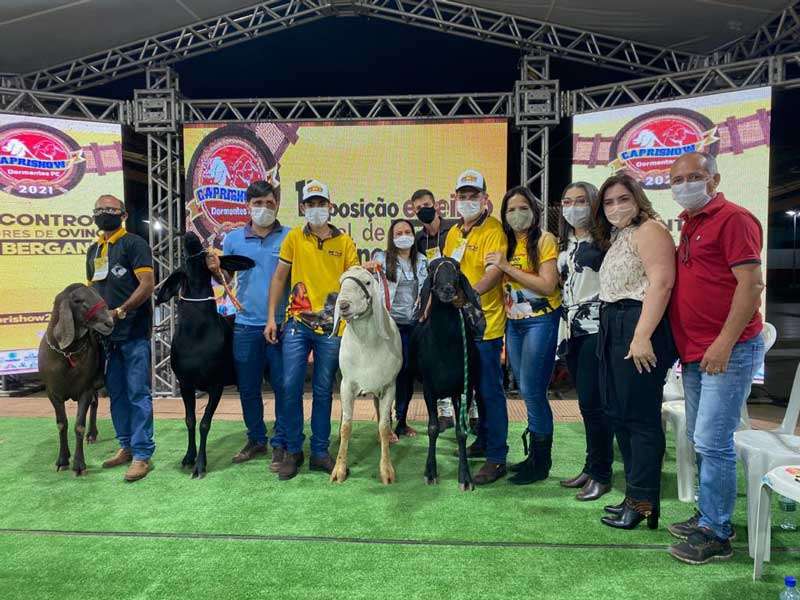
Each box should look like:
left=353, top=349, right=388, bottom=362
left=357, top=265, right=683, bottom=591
left=793, top=213, right=797, bottom=287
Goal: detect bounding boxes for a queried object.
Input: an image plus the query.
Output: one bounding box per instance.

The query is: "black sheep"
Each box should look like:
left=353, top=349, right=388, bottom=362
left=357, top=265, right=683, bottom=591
left=411, top=257, right=484, bottom=491
left=155, top=232, right=254, bottom=478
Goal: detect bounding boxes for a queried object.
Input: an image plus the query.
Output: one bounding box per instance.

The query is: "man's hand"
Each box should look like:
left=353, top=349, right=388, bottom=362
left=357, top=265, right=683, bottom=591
left=484, top=251, right=508, bottom=273
left=264, top=319, right=279, bottom=344
left=362, top=261, right=380, bottom=273
left=700, top=338, right=734, bottom=375
left=206, top=253, right=221, bottom=273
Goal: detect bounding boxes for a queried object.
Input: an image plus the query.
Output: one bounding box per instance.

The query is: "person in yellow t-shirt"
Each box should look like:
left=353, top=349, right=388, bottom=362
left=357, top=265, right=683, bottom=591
left=485, top=186, right=562, bottom=487
left=265, top=179, right=359, bottom=481
left=443, top=169, right=508, bottom=486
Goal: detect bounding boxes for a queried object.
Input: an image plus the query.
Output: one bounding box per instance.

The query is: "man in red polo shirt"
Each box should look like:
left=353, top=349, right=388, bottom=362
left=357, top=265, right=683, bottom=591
left=666, top=152, right=765, bottom=565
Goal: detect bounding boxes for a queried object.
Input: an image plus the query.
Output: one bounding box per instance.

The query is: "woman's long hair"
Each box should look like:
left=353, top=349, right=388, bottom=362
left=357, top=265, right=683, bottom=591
left=557, top=181, right=602, bottom=252
left=593, top=174, right=661, bottom=250
left=385, top=219, right=418, bottom=282
left=501, top=186, right=542, bottom=272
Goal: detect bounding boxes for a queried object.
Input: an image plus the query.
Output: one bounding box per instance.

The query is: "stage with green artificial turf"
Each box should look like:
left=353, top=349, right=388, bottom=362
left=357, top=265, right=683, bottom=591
left=1, top=417, right=797, bottom=599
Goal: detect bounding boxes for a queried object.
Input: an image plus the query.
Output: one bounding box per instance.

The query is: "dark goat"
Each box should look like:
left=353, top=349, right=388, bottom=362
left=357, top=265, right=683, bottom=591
left=38, top=283, right=114, bottom=475
left=411, top=257, right=483, bottom=491
left=155, top=232, right=254, bottom=478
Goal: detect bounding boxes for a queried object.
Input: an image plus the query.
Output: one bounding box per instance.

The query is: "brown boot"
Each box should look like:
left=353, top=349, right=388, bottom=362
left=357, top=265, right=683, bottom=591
left=277, top=452, right=304, bottom=481
left=102, top=448, right=132, bottom=469
left=124, top=459, right=151, bottom=482
left=309, top=453, right=335, bottom=474
left=473, top=461, right=507, bottom=485
left=269, top=447, right=286, bottom=473
left=232, top=440, right=268, bottom=463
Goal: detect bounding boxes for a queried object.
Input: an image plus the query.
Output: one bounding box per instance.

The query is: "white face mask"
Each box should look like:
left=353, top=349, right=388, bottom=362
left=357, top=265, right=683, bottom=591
left=672, top=179, right=713, bottom=212
left=605, top=203, right=636, bottom=228
left=250, top=206, right=276, bottom=227
left=394, top=235, right=414, bottom=250
left=456, top=200, right=482, bottom=220
left=304, top=206, right=329, bottom=227
left=562, top=205, right=591, bottom=229
left=506, top=208, right=533, bottom=232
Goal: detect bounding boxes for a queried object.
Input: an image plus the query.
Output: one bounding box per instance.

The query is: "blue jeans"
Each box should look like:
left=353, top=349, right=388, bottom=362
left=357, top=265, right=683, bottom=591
left=683, top=335, right=765, bottom=540
left=474, top=337, right=509, bottom=463
left=505, top=309, right=561, bottom=435
left=105, top=337, right=155, bottom=461
left=281, top=319, right=341, bottom=457
left=233, top=324, right=286, bottom=449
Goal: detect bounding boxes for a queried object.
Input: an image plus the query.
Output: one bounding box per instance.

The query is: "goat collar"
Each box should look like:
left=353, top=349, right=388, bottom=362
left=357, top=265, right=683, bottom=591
left=45, top=334, right=89, bottom=368
left=341, top=276, right=372, bottom=319
left=179, top=294, right=216, bottom=302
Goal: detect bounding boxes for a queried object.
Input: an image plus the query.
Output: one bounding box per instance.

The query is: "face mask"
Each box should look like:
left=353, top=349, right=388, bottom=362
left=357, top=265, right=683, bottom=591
left=250, top=206, right=276, bottom=227
left=604, top=204, right=636, bottom=228
left=671, top=180, right=712, bottom=212
left=394, top=235, right=414, bottom=249
left=562, top=205, right=591, bottom=229
left=304, top=207, right=329, bottom=227
left=456, top=200, right=482, bottom=220
left=506, top=208, right=533, bottom=232
left=417, top=206, right=436, bottom=224
left=94, top=213, right=122, bottom=231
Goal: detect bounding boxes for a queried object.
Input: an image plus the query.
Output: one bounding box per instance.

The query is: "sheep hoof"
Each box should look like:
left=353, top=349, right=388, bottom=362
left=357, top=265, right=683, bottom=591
left=181, top=455, right=196, bottom=467
left=380, top=465, right=396, bottom=485
left=330, top=463, right=349, bottom=483
left=86, top=433, right=98, bottom=444
left=424, top=476, right=438, bottom=485
left=191, top=466, right=206, bottom=479
left=56, top=463, right=70, bottom=472
left=459, top=481, right=475, bottom=492
left=74, top=467, right=87, bottom=477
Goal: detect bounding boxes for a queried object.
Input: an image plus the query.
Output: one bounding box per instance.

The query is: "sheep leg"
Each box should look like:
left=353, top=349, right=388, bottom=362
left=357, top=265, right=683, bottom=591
left=422, top=381, right=439, bottom=485
left=49, top=395, right=70, bottom=471
left=72, top=391, right=92, bottom=476
left=331, top=379, right=355, bottom=483
left=193, top=383, right=223, bottom=479
left=180, top=382, right=197, bottom=468
left=455, top=392, right=474, bottom=492
left=378, top=384, right=396, bottom=485
left=86, top=393, right=99, bottom=443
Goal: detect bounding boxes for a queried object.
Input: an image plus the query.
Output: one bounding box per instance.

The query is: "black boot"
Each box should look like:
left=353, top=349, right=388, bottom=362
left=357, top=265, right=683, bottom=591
left=509, top=433, right=552, bottom=485
left=510, top=431, right=532, bottom=473
left=600, top=498, right=659, bottom=530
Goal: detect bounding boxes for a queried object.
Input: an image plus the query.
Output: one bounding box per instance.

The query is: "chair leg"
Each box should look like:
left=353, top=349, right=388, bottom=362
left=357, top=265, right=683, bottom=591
left=753, top=484, right=772, bottom=580
left=674, top=417, right=695, bottom=503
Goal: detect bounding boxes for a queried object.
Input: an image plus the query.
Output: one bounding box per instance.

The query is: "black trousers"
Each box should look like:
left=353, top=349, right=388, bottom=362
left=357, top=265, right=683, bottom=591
left=394, top=323, right=416, bottom=426
left=599, top=300, right=676, bottom=504
left=566, top=333, right=613, bottom=485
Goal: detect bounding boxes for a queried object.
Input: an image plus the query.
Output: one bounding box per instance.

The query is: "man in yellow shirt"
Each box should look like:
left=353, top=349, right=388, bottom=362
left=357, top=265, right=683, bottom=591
left=265, top=180, right=359, bottom=480
left=443, top=169, right=509, bottom=485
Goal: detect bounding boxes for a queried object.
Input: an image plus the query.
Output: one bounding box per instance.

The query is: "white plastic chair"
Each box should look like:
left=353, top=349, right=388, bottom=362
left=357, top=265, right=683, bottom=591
left=752, top=465, right=800, bottom=579
left=735, top=362, right=800, bottom=559
left=662, top=323, right=777, bottom=503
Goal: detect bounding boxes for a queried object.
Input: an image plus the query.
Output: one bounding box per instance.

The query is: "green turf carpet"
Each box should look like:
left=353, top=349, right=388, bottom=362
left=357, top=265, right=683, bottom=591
left=1, top=416, right=798, bottom=599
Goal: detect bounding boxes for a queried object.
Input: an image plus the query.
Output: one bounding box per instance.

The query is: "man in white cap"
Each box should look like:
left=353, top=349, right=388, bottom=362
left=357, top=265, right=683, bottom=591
left=443, top=169, right=509, bottom=485
left=265, top=179, right=359, bottom=480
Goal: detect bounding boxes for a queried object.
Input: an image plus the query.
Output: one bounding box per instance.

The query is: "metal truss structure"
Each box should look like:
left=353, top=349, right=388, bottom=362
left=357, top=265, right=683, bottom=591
left=0, top=85, right=124, bottom=123
left=566, top=49, right=800, bottom=115
left=143, top=68, right=183, bottom=396
left=22, top=0, right=702, bottom=94
left=716, top=1, right=800, bottom=63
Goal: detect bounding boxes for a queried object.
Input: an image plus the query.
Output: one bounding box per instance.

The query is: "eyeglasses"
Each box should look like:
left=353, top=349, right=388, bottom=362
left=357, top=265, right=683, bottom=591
left=93, top=207, right=123, bottom=216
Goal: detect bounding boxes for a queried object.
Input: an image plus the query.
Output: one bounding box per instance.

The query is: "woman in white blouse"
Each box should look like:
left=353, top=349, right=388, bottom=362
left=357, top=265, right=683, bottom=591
left=556, top=181, right=614, bottom=502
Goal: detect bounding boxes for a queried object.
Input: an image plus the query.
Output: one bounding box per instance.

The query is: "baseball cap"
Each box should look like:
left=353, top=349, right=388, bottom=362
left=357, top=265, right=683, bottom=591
left=455, top=169, right=486, bottom=192
left=301, top=179, right=330, bottom=202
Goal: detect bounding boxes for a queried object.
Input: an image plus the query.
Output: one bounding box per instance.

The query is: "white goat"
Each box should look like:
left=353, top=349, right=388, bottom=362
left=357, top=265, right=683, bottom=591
left=330, top=266, right=402, bottom=484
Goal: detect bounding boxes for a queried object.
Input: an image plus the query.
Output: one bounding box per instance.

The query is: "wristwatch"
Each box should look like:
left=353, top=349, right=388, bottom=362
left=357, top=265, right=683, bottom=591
left=115, top=307, right=127, bottom=320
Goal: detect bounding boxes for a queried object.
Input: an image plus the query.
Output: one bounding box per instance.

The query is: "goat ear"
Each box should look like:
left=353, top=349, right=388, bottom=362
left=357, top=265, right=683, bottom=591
left=220, top=255, right=255, bottom=272
left=371, top=280, right=393, bottom=341
left=155, top=269, right=186, bottom=305
left=53, top=297, right=75, bottom=349
left=330, top=294, right=341, bottom=339
left=458, top=272, right=481, bottom=308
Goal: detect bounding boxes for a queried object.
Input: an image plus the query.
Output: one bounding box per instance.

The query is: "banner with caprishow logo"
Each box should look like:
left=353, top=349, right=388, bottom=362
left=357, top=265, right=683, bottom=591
left=0, top=114, right=124, bottom=374
left=572, top=87, right=771, bottom=382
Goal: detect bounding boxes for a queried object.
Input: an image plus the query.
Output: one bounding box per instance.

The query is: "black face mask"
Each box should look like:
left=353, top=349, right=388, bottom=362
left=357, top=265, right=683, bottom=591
left=94, top=213, right=122, bottom=231
left=417, top=206, right=437, bottom=224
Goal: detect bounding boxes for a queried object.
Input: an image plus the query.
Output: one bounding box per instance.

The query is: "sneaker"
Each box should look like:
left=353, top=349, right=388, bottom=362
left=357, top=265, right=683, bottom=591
left=124, top=459, right=151, bottom=482
left=277, top=452, right=304, bottom=481
left=473, top=461, right=507, bottom=485
left=309, top=453, right=335, bottom=474
left=102, top=448, right=132, bottom=469
left=269, top=447, right=286, bottom=473
left=668, top=511, right=737, bottom=541
left=232, top=440, right=268, bottom=463
left=669, top=529, right=733, bottom=565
